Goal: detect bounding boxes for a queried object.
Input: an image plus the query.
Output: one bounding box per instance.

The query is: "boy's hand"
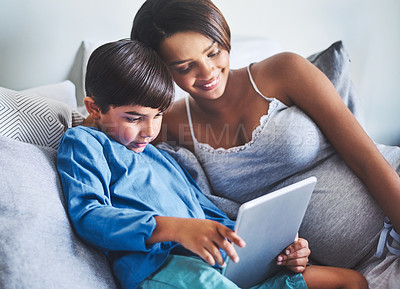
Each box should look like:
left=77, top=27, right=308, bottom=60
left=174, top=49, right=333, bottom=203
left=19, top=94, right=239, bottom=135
left=276, top=234, right=310, bottom=273
left=175, top=218, right=246, bottom=267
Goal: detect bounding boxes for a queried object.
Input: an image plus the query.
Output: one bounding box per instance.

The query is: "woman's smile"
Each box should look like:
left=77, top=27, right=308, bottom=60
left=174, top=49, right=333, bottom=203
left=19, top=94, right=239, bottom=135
left=196, top=74, right=221, bottom=91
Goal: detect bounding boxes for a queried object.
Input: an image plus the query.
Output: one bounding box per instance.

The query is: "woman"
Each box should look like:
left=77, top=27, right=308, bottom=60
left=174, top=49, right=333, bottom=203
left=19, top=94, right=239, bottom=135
left=131, top=0, right=400, bottom=287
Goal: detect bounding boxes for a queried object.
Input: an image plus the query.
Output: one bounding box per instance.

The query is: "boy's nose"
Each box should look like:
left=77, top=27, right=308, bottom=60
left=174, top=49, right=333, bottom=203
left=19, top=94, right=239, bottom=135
left=140, top=123, right=154, bottom=138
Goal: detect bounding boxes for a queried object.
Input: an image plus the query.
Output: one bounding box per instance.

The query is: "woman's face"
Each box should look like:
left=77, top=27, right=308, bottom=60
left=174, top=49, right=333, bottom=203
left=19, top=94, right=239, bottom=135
left=158, top=31, right=230, bottom=100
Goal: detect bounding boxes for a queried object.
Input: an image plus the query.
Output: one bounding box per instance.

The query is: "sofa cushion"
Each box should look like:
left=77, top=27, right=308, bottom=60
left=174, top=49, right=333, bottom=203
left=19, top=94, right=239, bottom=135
left=0, top=85, right=85, bottom=150
left=0, top=135, right=118, bottom=289
left=307, top=40, right=364, bottom=125
left=21, top=80, right=78, bottom=111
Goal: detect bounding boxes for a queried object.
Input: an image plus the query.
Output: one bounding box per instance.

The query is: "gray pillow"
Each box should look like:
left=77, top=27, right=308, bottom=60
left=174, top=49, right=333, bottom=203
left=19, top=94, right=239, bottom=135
left=0, top=135, right=118, bottom=289
left=307, top=40, right=364, bottom=125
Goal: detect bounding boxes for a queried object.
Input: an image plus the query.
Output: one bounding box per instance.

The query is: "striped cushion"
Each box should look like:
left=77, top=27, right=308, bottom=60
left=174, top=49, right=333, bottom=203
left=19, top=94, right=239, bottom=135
left=0, top=87, right=72, bottom=149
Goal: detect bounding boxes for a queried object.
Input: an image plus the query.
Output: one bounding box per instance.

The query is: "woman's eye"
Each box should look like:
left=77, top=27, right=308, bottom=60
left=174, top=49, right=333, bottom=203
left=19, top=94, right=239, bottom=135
left=178, top=65, right=193, bottom=74
left=209, top=49, right=221, bottom=58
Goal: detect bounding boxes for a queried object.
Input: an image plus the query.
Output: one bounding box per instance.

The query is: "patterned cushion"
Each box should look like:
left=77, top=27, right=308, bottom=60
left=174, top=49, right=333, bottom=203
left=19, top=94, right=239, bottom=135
left=0, top=87, right=72, bottom=149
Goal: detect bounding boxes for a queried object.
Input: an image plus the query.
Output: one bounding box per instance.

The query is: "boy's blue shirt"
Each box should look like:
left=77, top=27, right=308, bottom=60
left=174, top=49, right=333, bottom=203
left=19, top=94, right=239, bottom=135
left=56, top=126, right=235, bottom=288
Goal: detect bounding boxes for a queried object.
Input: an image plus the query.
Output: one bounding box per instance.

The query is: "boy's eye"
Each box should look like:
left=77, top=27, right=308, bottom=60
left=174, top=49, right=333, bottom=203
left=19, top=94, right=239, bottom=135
left=154, top=113, right=163, bottom=119
left=126, top=117, right=141, bottom=123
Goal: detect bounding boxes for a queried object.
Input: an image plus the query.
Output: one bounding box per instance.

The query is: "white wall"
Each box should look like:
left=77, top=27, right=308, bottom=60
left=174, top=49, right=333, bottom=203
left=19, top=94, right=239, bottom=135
left=216, top=0, right=400, bottom=145
left=0, top=0, right=145, bottom=89
left=1, top=0, right=399, bottom=144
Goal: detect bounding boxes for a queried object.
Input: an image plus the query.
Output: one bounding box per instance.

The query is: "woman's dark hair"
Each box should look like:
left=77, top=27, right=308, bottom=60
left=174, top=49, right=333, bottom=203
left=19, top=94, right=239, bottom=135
left=131, top=0, right=231, bottom=53
left=85, top=39, right=174, bottom=114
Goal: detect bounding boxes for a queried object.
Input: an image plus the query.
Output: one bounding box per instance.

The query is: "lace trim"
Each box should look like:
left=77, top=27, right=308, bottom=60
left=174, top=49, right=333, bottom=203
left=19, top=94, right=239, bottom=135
left=194, top=98, right=284, bottom=154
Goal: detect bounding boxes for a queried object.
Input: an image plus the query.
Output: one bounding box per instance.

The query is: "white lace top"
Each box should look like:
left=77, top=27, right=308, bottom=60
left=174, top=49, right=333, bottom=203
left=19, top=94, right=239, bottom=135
left=185, top=65, right=334, bottom=203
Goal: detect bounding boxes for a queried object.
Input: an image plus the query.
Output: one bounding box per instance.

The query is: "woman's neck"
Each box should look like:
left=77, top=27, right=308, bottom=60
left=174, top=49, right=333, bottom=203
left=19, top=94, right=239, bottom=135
left=189, top=68, right=249, bottom=117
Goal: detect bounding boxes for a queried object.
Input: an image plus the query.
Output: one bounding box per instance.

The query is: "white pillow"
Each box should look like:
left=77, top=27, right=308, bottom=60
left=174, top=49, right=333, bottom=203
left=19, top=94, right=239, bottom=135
left=72, top=37, right=282, bottom=103
left=21, top=80, right=78, bottom=110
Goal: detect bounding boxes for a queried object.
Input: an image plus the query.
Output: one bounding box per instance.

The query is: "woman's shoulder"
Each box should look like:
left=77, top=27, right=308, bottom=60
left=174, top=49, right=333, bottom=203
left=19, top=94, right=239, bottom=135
left=253, top=52, right=308, bottom=75
left=249, top=52, right=315, bottom=105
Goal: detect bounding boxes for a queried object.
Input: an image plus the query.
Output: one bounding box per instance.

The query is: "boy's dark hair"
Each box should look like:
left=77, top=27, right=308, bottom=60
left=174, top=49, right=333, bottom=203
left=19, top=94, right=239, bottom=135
left=85, top=39, right=174, bottom=114
left=131, top=0, right=231, bottom=53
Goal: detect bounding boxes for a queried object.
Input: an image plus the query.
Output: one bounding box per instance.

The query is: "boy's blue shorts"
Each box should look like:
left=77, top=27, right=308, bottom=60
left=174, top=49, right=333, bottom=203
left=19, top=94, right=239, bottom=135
left=139, top=255, right=307, bottom=289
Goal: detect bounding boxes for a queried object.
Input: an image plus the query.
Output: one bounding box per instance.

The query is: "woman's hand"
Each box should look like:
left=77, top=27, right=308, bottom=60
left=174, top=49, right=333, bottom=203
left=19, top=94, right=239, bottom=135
left=276, top=235, right=310, bottom=273
left=147, top=216, right=246, bottom=267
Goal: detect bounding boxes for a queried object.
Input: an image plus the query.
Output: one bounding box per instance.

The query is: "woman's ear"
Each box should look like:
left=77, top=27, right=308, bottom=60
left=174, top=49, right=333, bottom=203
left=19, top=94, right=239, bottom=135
left=84, top=97, right=101, bottom=120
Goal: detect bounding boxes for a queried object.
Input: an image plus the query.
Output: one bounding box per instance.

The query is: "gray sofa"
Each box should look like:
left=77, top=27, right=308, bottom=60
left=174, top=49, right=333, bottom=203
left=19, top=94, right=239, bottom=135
left=0, top=134, right=119, bottom=289
left=0, top=40, right=361, bottom=289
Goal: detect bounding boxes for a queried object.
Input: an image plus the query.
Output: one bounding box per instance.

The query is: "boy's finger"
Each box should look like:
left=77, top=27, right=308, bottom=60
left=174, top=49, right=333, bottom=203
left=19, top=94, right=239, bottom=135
left=207, top=246, right=225, bottom=266
left=227, top=231, right=246, bottom=248
left=216, top=226, right=245, bottom=264
left=200, top=249, right=216, bottom=266
left=217, top=225, right=246, bottom=248
left=218, top=238, right=240, bottom=263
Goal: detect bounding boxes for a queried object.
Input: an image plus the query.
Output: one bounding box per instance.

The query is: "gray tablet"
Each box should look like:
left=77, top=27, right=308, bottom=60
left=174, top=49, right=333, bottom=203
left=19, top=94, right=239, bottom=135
left=222, top=177, right=317, bottom=289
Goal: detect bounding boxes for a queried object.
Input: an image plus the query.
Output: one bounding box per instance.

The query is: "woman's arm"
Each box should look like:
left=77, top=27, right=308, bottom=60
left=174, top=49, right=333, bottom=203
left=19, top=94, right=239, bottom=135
left=260, top=53, right=400, bottom=232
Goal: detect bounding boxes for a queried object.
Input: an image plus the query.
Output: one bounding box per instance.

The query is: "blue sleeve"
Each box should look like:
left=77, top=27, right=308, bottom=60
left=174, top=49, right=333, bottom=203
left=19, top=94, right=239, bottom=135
left=196, top=187, right=235, bottom=231
left=56, top=128, right=158, bottom=252
left=159, top=150, right=235, bottom=231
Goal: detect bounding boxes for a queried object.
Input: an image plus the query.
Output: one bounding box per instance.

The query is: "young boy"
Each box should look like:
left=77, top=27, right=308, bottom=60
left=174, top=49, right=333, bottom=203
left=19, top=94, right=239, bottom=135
left=56, top=39, right=367, bottom=289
